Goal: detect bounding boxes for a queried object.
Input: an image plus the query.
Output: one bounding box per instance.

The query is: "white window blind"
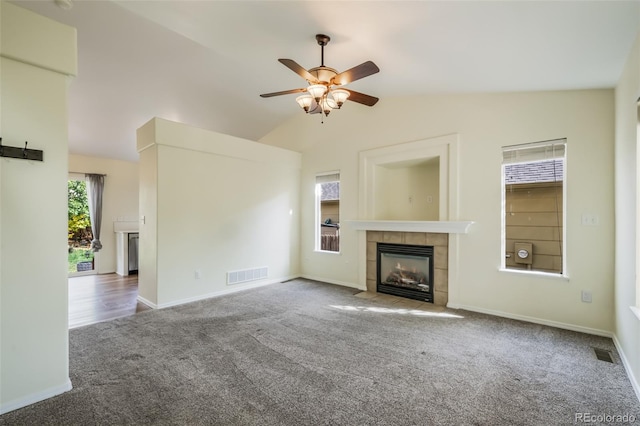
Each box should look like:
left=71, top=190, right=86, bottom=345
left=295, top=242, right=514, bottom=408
left=502, top=139, right=566, bottom=165
left=316, top=172, right=340, bottom=183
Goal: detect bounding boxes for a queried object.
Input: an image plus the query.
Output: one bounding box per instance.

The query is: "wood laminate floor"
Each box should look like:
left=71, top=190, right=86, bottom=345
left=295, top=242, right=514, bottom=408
left=69, top=274, right=151, bottom=329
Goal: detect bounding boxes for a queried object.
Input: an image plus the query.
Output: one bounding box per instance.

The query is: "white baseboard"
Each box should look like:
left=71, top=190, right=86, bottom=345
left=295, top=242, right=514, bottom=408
left=137, top=275, right=366, bottom=310
left=139, top=276, right=297, bottom=310
left=301, top=275, right=365, bottom=291
left=136, top=295, right=158, bottom=309
left=447, top=303, right=613, bottom=338
left=612, top=334, right=640, bottom=403
left=0, top=378, right=72, bottom=415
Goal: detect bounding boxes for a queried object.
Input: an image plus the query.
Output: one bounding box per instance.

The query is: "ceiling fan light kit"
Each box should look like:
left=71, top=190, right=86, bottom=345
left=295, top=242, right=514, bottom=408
left=295, top=94, right=314, bottom=113
left=307, top=84, right=327, bottom=102
left=261, top=34, right=380, bottom=122
left=331, top=89, right=350, bottom=107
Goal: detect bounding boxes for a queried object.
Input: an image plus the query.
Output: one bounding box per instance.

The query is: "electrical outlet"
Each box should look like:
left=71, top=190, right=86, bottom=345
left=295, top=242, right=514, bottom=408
left=581, top=213, right=599, bottom=226
left=581, top=290, right=592, bottom=303
left=195, top=269, right=202, bottom=280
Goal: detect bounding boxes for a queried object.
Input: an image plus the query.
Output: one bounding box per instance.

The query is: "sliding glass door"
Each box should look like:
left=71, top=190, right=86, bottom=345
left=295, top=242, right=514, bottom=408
left=68, top=175, right=97, bottom=276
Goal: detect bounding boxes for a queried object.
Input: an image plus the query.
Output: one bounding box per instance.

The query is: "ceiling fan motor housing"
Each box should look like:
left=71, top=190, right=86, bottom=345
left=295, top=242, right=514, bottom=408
left=308, top=66, right=338, bottom=85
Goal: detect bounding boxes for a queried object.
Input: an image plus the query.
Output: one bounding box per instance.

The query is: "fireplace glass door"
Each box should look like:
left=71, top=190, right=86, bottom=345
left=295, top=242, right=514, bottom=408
left=377, top=243, right=434, bottom=302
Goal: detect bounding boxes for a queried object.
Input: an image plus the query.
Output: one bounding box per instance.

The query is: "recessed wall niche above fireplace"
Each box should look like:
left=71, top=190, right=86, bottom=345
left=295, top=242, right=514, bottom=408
left=377, top=242, right=434, bottom=302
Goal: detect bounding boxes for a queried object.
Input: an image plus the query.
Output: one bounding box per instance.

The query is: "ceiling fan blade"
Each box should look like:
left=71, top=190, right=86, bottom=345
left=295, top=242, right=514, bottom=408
left=278, top=59, right=319, bottom=83
left=331, top=61, right=380, bottom=86
left=260, top=88, right=307, bottom=98
left=344, top=89, right=379, bottom=107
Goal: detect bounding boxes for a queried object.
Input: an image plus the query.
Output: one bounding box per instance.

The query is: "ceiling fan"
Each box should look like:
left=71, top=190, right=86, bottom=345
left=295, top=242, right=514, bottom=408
left=260, top=34, right=380, bottom=117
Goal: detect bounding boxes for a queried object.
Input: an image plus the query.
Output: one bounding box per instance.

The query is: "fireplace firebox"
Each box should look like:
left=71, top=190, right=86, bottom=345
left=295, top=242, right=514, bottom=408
left=377, top=243, right=434, bottom=302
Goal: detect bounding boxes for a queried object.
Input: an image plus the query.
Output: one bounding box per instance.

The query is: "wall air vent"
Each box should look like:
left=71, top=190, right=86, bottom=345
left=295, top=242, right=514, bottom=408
left=227, top=267, right=268, bottom=285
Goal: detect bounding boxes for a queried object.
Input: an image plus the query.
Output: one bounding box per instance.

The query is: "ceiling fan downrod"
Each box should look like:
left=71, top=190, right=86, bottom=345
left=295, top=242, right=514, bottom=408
left=316, top=34, right=330, bottom=67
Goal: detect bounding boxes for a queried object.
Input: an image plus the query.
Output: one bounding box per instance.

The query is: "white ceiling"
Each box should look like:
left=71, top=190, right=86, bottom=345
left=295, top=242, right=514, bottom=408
left=11, top=0, right=640, bottom=162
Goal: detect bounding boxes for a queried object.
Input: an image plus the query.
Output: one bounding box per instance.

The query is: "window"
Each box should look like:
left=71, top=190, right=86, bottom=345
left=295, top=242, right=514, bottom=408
left=315, top=172, right=340, bottom=252
left=501, top=139, right=566, bottom=274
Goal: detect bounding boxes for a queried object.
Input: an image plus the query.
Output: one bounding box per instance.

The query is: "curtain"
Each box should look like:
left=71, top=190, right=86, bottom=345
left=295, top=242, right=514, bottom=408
left=86, top=174, right=105, bottom=252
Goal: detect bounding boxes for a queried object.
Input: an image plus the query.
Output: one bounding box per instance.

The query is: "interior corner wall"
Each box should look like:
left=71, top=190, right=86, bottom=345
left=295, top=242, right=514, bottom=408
left=137, top=118, right=301, bottom=308
left=260, top=89, right=615, bottom=335
left=0, top=1, right=76, bottom=413
left=68, top=154, right=139, bottom=274
left=614, top=30, right=640, bottom=399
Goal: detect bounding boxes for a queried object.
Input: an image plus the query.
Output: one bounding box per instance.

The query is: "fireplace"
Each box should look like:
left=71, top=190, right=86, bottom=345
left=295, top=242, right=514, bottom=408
left=377, top=243, right=434, bottom=302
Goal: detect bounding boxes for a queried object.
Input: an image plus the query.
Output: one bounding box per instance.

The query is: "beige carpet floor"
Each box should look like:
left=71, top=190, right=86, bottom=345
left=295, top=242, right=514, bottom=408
left=1, top=279, right=638, bottom=425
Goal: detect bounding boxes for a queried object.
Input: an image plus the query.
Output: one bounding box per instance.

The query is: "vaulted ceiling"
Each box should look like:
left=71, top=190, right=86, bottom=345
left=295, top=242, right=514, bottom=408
left=11, top=1, right=640, bottom=162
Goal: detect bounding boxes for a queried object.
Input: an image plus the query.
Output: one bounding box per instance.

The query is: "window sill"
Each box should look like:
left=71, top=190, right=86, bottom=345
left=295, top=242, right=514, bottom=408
left=630, top=306, right=640, bottom=322
left=498, top=268, right=569, bottom=281
left=315, top=250, right=341, bottom=255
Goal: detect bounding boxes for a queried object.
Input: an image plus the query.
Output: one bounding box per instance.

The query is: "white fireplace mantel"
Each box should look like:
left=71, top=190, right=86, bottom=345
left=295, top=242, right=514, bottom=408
left=345, top=220, right=474, bottom=234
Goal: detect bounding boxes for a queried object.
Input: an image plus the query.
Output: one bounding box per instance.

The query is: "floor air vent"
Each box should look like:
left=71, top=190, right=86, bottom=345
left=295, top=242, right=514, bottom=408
left=227, top=267, right=268, bottom=285
left=593, top=348, right=614, bottom=363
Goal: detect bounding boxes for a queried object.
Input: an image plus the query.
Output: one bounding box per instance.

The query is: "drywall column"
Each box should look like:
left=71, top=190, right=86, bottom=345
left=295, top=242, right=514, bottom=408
left=137, top=118, right=301, bottom=308
left=0, top=2, right=77, bottom=413
left=137, top=122, right=159, bottom=306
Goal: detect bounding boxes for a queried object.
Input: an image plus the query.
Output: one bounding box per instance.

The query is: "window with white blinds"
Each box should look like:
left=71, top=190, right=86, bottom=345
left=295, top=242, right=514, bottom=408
left=501, top=139, right=566, bottom=275
left=315, top=172, right=340, bottom=253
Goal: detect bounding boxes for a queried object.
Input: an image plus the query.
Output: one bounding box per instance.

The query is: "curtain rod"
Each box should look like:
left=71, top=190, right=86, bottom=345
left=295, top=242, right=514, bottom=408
left=69, top=172, right=107, bottom=176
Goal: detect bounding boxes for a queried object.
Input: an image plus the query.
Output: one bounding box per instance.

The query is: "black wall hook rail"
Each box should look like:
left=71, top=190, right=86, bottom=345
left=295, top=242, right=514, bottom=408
left=0, top=138, right=44, bottom=162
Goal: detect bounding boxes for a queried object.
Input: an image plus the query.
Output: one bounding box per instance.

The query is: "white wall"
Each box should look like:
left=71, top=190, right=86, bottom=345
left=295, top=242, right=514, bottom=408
left=614, top=31, right=640, bottom=399
left=261, top=89, right=615, bottom=335
left=137, top=143, right=158, bottom=305
left=0, top=1, right=77, bottom=413
left=137, top=118, right=301, bottom=308
left=68, top=154, right=139, bottom=274
left=374, top=161, right=439, bottom=221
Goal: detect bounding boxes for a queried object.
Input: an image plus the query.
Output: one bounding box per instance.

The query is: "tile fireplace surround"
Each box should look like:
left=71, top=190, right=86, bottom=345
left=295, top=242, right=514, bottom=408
left=367, top=231, right=449, bottom=306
